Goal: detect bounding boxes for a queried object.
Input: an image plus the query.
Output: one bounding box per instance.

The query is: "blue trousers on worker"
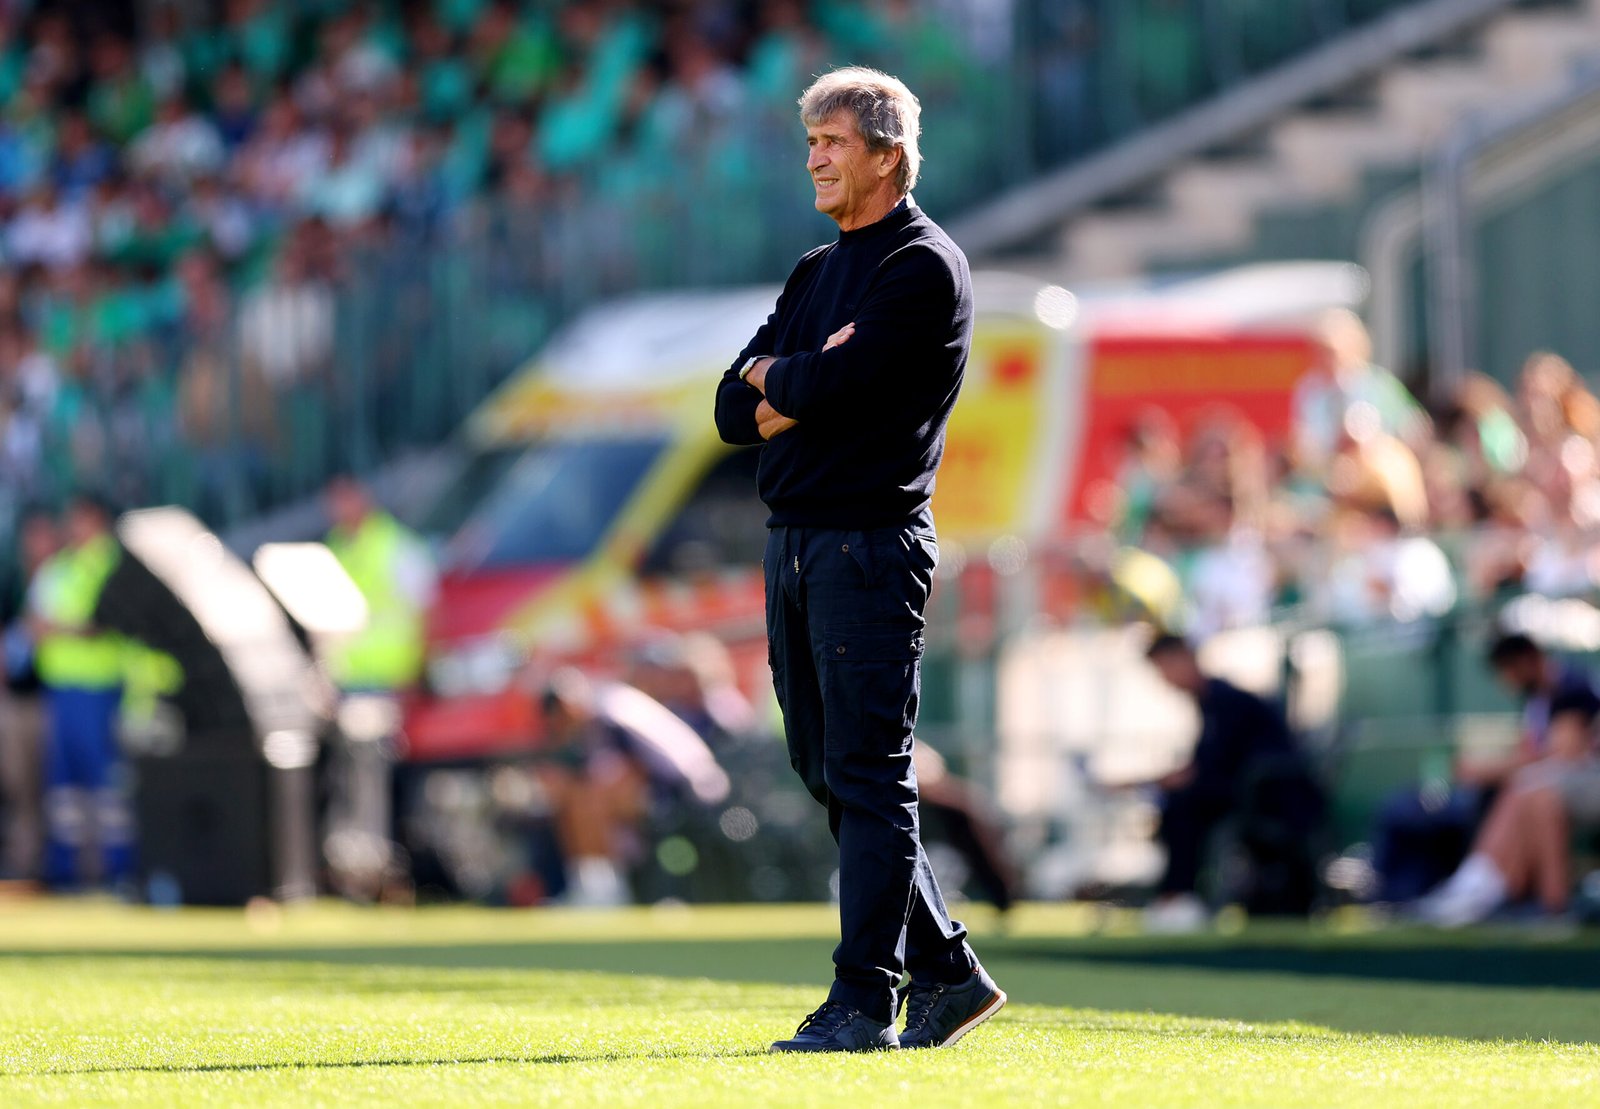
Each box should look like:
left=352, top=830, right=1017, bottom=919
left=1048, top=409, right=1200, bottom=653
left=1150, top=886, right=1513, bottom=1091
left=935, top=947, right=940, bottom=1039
left=765, top=522, right=976, bottom=1024
left=43, top=686, right=134, bottom=889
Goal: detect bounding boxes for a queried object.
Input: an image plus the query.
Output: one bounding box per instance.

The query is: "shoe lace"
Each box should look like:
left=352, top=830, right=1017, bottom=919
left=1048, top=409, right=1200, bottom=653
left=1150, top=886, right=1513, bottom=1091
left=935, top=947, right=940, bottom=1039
left=795, top=1001, right=854, bottom=1038
left=902, top=983, right=947, bottom=1038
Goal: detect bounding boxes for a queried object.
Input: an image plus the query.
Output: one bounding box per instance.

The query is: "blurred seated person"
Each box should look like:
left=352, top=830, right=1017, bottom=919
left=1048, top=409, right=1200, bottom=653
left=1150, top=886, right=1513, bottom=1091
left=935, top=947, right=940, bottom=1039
left=1416, top=635, right=1600, bottom=926
left=627, top=631, right=759, bottom=748
left=1293, top=308, right=1428, bottom=471
left=1372, top=633, right=1595, bottom=903
left=1319, top=504, right=1455, bottom=627
left=1141, top=634, right=1322, bottom=931
left=914, top=742, right=1020, bottom=913
left=628, top=633, right=1020, bottom=910
left=533, top=667, right=730, bottom=905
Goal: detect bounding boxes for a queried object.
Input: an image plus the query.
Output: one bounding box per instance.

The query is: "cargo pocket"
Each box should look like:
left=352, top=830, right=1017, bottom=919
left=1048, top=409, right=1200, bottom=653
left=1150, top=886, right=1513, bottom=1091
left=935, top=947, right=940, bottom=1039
left=840, top=530, right=875, bottom=588
left=819, top=622, right=926, bottom=755
left=905, top=526, right=939, bottom=574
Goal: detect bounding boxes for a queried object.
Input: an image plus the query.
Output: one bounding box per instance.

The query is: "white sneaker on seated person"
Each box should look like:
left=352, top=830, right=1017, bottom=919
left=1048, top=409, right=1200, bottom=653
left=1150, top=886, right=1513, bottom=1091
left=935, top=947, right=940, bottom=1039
left=1143, top=893, right=1209, bottom=934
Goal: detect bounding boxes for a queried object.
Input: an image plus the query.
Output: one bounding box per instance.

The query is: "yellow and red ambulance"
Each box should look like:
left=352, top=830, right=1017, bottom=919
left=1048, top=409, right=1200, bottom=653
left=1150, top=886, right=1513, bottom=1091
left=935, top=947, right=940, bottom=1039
left=402, top=263, right=1365, bottom=762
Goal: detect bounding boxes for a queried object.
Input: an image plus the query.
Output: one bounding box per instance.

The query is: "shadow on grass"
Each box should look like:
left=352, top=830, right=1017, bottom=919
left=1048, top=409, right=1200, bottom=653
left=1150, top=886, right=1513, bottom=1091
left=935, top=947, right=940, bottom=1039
left=977, top=936, right=1600, bottom=1044
left=9, top=931, right=1600, bottom=1044
left=18, top=933, right=1594, bottom=991
left=32, top=1046, right=771, bottom=1077
left=994, top=939, right=1600, bottom=991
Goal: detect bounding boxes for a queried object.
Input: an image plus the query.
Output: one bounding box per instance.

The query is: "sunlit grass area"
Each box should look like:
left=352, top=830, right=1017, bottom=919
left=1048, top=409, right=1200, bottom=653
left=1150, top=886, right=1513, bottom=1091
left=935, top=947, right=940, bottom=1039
left=1, top=901, right=1595, bottom=1107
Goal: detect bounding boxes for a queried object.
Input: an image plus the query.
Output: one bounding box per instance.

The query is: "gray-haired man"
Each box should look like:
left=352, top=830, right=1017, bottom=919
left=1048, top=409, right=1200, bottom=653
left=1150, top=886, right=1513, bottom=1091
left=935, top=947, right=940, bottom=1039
left=715, top=67, right=1005, bottom=1053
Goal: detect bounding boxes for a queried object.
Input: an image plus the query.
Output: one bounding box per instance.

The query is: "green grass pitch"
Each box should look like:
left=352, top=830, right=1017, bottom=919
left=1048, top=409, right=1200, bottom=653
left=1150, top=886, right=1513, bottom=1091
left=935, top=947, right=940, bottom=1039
left=0, top=900, right=1596, bottom=1107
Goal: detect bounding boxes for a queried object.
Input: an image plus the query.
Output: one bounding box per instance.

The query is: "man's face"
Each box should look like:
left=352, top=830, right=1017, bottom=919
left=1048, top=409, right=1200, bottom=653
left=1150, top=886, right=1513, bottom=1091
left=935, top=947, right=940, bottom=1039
left=806, top=112, right=892, bottom=225
left=65, top=504, right=105, bottom=548
left=326, top=480, right=369, bottom=533
left=543, top=699, right=576, bottom=743
left=1151, top=650, right=1203, bottom=696
left=1494, top=658, right=1542, bottom=699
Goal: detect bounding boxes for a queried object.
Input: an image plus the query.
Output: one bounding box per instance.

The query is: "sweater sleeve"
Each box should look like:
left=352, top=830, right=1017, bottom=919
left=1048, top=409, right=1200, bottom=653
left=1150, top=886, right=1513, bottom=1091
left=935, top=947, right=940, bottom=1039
left=715, top=319, right=773, bottom=446
left=714, top=247, right=825, bottom=445
left=762, top=245, right=958, bottom=425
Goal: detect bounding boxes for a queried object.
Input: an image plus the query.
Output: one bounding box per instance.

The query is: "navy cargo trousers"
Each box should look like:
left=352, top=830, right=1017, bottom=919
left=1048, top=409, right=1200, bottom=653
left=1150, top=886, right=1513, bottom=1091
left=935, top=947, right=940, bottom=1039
left=765, top=522, right=977, bottom=1024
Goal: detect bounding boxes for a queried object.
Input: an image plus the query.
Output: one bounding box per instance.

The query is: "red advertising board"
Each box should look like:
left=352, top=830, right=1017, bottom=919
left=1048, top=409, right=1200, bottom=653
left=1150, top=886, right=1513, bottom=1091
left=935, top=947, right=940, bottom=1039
left=1066, top=332, right=1318, bottom=522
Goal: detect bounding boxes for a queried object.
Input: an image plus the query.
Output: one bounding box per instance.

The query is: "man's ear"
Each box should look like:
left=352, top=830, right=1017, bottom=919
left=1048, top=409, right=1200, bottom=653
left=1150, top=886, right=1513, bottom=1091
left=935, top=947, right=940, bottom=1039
left=878, top=146, right=901, bottom=179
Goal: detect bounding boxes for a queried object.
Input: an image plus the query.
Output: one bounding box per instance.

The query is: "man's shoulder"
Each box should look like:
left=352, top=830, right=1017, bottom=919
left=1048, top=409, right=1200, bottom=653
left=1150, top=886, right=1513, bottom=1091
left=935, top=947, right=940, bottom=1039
left=795, top=241, right=836, bottom=270
left=887, top=211, right=969, bottom=285
left=1209, top=677, right=1270, bottom=711
left=900, top=208, right=965, bottom=255
left=1549, top=663, right=1600, bottom=715
left=778, top=242, right=835, bottom=291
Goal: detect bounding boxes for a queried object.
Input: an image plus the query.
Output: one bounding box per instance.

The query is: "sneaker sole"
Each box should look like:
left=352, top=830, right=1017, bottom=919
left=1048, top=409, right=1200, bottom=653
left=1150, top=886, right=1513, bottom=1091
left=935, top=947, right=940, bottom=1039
left=935, top=987, right=1007, bottom=1049
left=768, top=1040, right=900, bottom=1053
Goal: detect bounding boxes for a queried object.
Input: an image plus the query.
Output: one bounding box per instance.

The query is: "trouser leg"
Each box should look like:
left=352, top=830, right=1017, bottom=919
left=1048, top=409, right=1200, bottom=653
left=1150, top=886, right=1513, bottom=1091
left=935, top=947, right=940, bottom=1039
left=43, top=688, right=87, bottom=888
left=79, top=688, right=134, bottom=886
left=766, top=526, right=973, bottom=1024
left=902, top=833, right=977, bottom=985
left=767, top=528, right=827, bottom=808
left=1157, top=785, right=1227, bottom=898
left=1373, top=785, right=1479, bottom=903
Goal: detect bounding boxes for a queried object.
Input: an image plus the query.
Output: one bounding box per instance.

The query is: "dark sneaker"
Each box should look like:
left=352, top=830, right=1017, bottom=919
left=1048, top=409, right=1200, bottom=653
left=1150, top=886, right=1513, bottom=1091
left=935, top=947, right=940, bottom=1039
left=769, top=1000, right=899, bottom=1053
left=898, top=965, right=1006, bottom=1049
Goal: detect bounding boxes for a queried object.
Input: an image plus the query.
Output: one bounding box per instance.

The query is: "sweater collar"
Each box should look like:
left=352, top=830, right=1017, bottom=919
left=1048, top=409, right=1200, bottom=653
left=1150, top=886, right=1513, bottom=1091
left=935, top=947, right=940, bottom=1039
left=836, top=196, right=914, bottom=244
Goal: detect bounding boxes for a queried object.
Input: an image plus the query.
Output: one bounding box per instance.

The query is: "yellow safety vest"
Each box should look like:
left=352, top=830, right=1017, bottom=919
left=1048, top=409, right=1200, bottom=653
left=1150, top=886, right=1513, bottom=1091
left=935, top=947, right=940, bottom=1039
left=34, top=534, right=125, bottom=691
left=326, top=512, right=429, bottom=691
left=120, top=640, right=185, bottom=727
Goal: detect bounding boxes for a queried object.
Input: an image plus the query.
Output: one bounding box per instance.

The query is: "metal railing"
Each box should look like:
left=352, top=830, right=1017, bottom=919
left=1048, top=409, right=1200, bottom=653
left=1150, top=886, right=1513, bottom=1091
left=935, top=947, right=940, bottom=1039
left=955, top=0, right=1537, bottom=253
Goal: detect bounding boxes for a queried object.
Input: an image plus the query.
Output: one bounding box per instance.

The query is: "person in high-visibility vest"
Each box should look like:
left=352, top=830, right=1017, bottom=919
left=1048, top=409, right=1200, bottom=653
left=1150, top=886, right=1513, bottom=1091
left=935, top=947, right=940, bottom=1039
left=323, top=476, right=434, bottom=695
left=321, top=476, right=435, bottom=899
left=28, top=495, right=133, bottom=890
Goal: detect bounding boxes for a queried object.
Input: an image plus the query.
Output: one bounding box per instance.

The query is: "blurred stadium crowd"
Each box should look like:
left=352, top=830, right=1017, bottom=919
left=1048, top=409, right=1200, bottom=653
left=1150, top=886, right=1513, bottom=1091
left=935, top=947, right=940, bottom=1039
left=0, top=0, right=1005, bottom=530
left=0, top=0, right=1425, bottom=541
left=1093, top=317, right=1600, bottom=638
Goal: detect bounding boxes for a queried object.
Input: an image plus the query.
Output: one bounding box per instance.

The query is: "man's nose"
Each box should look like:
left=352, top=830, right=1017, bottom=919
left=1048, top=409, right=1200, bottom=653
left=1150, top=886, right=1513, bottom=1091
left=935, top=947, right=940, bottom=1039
left=807, top=147, right=827, bottom=173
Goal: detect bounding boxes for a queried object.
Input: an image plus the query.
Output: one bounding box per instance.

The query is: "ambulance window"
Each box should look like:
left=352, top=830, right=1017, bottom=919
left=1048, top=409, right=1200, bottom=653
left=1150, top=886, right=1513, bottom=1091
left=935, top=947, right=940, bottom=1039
left=419, top=447, right=522, bottom=541
left=446, top=437, right=666, bottom=570
left=642, top=447, right=765, bottom=576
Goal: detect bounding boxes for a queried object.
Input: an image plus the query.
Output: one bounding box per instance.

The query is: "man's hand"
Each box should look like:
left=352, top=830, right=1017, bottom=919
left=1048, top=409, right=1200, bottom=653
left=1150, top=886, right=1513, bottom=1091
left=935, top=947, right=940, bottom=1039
left=756, top=399, right=798, bottom=440
left=1156, top=765, right=1197, bottom=792
left=743, top=356, right=776, bottom=395
left=743, top=323, right=853, bottom=396
left=1546, top=713, right=1593, bottom=762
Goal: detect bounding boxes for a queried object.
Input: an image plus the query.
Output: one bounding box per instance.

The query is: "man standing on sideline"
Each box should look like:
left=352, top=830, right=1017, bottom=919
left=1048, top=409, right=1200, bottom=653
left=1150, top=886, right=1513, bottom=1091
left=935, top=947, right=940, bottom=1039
left=714, top=67, right=1004, bottom=1053
left=323, top=475, right=436, bottom=899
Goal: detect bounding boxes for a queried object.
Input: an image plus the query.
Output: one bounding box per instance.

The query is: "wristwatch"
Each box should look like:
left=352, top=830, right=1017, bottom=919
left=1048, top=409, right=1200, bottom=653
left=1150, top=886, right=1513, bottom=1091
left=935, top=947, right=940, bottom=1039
left=739, top=355, right=763, bottom=383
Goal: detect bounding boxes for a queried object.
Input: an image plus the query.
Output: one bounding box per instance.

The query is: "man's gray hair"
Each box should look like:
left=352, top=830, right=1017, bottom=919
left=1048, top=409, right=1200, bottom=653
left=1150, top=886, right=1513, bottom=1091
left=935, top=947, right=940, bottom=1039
left=799, top=67, right=922, bottom=194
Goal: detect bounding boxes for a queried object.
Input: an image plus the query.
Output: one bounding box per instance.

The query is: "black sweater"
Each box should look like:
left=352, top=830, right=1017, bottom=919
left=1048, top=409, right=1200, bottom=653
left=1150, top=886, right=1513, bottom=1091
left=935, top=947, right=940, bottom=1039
left=1192, top=679, right=1296, bottom=798
left=714, top=199, right=972, bottom=529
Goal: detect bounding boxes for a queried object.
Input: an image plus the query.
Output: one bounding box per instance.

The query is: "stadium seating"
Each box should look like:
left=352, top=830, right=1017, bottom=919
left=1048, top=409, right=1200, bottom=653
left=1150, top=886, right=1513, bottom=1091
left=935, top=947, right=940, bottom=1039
left=956, top=0, right=1600, bottom=389
left=0, top=0, right=1460, bottom=543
